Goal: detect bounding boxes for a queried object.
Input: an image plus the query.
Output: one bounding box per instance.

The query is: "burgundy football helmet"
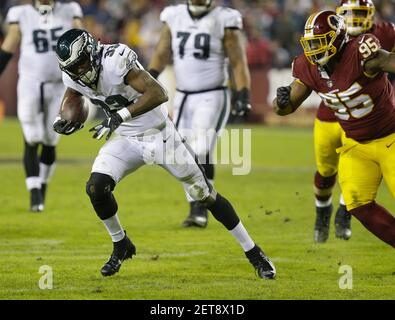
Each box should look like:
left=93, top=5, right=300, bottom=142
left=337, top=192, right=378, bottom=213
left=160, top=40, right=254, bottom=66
left=300, top=10, right=348, bottom=66
left=336, top=0, right=375, bottom=36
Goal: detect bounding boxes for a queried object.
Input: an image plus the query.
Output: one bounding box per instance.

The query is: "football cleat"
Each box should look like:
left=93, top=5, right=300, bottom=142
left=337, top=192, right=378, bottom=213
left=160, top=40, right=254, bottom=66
left=314, top=204, right=333, bottom=243
left=245, top=245, right=276, bottom=279
left=334, top=205, right=352, bottom=240
left=30, top=188, right=44, bottom=212
left=101, top=234, right=136, bottom=277
left=182, top=201, right=208, bottom=228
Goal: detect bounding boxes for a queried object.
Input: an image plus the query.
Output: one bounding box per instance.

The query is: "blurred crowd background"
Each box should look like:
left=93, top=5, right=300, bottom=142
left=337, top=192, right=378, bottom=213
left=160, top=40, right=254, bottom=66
left=0, top=0, right=394, bottom=122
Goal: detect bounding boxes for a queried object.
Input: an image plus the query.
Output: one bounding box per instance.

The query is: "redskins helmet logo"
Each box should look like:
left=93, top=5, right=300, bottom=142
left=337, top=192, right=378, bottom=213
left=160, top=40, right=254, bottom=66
left=327, top=14, right=341, bottom=30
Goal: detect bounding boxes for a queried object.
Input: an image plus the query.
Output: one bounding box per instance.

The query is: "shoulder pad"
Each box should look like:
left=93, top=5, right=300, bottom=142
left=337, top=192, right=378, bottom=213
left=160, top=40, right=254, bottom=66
left=220, top=7, right=243, bottom=30
left=103, top=44, right=138, bottom=85
left=160, top=5, right=178, bottom=24
left=67, top=1, right=83, bottom=18
left=5, top=5, right=26, bottom=24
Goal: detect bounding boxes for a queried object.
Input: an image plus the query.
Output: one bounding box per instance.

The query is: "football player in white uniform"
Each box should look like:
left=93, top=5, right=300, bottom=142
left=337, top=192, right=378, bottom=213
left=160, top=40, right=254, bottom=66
left=148, top=0, right=251, bottom=228
left=0, top=0, right=83, bottom=212
left=53, top=29, right=275, bottom=279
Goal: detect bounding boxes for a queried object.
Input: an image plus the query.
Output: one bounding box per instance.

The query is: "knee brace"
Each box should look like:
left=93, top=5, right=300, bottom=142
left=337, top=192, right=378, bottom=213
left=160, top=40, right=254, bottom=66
left=86, top=172, right=118, bottom=220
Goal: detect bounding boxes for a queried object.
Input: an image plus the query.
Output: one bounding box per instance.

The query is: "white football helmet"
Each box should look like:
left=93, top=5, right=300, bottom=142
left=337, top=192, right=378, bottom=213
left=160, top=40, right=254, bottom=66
left=56, top=29, right=102, bottom=87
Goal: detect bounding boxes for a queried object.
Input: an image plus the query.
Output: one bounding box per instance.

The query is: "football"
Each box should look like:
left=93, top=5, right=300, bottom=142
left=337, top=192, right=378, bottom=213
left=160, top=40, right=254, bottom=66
left=59, top=91, right=89, bottom=123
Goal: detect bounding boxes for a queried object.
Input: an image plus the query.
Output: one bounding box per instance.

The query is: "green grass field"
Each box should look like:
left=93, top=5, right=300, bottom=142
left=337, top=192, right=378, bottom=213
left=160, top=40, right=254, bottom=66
left=0, top=118, right=394, bottom=300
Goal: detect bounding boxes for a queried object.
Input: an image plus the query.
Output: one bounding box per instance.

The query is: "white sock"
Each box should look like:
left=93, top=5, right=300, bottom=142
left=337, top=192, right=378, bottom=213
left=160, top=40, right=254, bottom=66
left=26, top=176, right=41, bottom=191
left=102, top=214, right=125, bottom=242
left=39, top=162, right=56, bottom=184
left=339, top=194, right=345, bottom=206
left=229, top=222, right=255, bottom=252
left=315, top=196, right=332, bottom=208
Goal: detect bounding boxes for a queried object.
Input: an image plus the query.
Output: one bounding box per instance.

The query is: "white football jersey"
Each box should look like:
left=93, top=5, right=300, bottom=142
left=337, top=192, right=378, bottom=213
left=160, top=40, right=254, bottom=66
left=160, top=4, right=242, bottom=92
left=63, top=44, right=168, bottom=137
left=5, top=2, right=82, bottom=82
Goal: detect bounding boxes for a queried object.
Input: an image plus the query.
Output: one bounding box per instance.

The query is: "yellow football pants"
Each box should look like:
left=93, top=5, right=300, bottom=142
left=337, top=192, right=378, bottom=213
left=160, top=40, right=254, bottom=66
left=337, top=132, right=395, bottom=211
left=314, top=119, right=343, bottom=177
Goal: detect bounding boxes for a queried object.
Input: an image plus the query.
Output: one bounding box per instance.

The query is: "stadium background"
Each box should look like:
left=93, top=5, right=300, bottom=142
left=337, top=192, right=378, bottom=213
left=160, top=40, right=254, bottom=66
left=1, top=0, right=394, bottom=124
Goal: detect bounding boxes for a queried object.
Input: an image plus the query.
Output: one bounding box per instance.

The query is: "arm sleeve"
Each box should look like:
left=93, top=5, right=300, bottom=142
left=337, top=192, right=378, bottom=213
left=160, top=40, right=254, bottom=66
left=5, top=6, right=21, bottom=24
left=160, top=6, right=173, bottom=24
left=107, top=44, right=139, bottom=85
left=224, top=9, right=243, bottom=30
left=62, top=72, right=78, bottom=91
left=292, top=56, right=312, bottom=89
left=69, top=1, right=83, bottom=19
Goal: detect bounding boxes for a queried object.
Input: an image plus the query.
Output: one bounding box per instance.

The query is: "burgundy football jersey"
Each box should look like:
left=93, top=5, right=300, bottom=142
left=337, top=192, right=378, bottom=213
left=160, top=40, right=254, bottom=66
left=315, top=21, right=395, bottom=122
left=293, top=34, right=395, bottom=142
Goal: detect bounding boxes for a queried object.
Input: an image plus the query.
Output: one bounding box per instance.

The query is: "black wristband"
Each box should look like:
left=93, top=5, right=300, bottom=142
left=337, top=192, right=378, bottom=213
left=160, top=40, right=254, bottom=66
left=148, top=69, right=160, bottom=80
left=0, top=49, right=13, bottom=75
left=236, top=88, right=250, bottom=102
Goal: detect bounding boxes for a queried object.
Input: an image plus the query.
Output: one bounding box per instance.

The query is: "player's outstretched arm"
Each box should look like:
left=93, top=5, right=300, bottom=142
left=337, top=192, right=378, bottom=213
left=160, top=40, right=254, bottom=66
left=273, top=80, right=312, bottom=116
left=147, top=23, right=172, bottom=79
left=0, top=23, right=21, bottom=76
left=224, top=28, right=252, bottom=116
left=364, top=49, right=395, bottom=75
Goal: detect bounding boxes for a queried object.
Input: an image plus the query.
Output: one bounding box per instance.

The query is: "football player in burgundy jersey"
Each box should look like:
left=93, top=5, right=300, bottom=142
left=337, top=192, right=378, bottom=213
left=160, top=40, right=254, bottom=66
left=274, top=10, right=395, bottom=248
left=311, top=0, right=395, bottom=243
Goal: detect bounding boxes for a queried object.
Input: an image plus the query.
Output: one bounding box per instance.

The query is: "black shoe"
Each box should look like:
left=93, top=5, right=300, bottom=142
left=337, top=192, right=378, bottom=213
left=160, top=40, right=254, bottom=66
left=335, top=205, right=352, bottom=240
left=314, top=204, right=333, bottom=243
left=101, top=234, right=136, bottom=277
left=182, top=201, right=208, bottom=228
left=30, top=188, right=44, bottom=212
left=245, top=245, right=276, bottom=279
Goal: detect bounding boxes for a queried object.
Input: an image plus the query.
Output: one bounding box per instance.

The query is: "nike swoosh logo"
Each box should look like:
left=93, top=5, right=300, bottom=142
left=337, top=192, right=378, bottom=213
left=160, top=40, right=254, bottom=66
left=119, top=49, right=125, bottom=56
left=386, top=141, right=395, bottom=148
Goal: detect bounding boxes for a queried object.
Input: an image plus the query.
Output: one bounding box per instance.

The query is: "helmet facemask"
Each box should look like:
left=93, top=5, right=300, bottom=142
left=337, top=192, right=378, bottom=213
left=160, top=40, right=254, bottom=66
left=300, top=14, right=348, bottom=66
left=57, top=32, right=102, bottom=87
left=336, top=5, right=375, bottom=36
left=34, top=0, right=55, bottom=15
left=187, top=0, right=213, bottom=16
